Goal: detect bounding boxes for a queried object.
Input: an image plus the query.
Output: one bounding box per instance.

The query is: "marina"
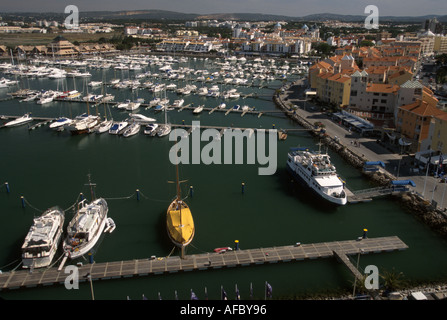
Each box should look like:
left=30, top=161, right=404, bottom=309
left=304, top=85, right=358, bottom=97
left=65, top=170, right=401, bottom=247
left=1, top=53, right=447, bottom=300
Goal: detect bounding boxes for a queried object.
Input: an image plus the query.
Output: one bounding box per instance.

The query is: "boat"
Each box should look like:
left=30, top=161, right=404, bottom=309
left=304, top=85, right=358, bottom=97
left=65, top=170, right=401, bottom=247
left=214, top=247, right=233, bottom=254
left=49, top=117, right=73, bottom=130
left=122, top=122, right=140, bottom=137
left=286, top=146, right=347, bottom=206
left=218, top=103, right=226, bottom=109
left=63, top=177, right=108, bottom=259
left=104, top=218, right=116, bottom=233
left=109, top=121, right=128, bottom=135
left=193, top=105, right=204, bottom=114
left=128, top=113, right=156, bottom=122
left=157, top=105, right=171, bottom=137
left=166, top=165, right=195, bottom=258
left=172, top=99, right=184, bottom=108
left=144, top=123, right=159, bottom=136
left=125, top=102, right=140, bottom=111
left=116, top=100, right=130, bottom=110
left=157, top=123, right=171, bottom=137
left=88, top=81, right=102, bottom=87
left=66, top=113, right=100, bottom=135
left=96, top=118, right=113, bottom=134
left=4, top=113, right=33, bottom=127
left=21, top=207, right=65, bottom=269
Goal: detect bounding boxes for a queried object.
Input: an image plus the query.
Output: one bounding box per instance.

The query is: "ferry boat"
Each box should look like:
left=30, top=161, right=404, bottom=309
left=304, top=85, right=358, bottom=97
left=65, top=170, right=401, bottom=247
left=63, top=178, right=109, bottom=259
left=166, top=165, right=195, bottom=258
left=21, top=207, right=65, bottom=269
left=286, top=146, right=347, bottom=206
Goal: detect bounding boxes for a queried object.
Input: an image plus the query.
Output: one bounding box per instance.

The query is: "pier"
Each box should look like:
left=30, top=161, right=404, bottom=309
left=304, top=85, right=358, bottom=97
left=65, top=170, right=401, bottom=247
left=346, top=186, right=411, bottom=204
left=0, top=236, right=407, bottom=291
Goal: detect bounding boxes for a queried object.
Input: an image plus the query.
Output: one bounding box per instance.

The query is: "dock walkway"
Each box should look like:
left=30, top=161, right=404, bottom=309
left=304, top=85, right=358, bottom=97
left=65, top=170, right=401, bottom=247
left=0, top=236, right=407, bottom=291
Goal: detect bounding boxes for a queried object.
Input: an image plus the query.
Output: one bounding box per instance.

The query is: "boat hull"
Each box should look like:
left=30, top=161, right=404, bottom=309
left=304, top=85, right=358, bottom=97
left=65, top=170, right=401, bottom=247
left=286, top=162, right=347, bottom=206
left=166, top=200, right=195, bottom=248
left=21, top=207, right=65, bottom=269
left=64, top=198, right=108, bottom=259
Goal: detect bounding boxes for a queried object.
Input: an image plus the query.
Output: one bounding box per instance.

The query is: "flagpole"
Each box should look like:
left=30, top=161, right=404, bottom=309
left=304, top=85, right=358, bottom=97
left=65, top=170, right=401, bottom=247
left=431, top=160, right=439, bottom=202
left=442, top=178, right=447, bottom=210
left=264, top=281, right=266, bottom=300
left=422, top=156, right=430, bottom=197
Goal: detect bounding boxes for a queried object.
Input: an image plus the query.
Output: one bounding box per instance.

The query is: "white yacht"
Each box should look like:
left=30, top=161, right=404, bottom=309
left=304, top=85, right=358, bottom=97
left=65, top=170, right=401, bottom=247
left=63, top=196, right=108, bottom=260
left=172, top=99, right=184, bottom=108
left=96, top=118, right=113, bottom=134
left=66, top=113, right=100, bottom=135
left=144, top=123, right=158, bottom=136
left=4, top=113, right=33, bottom=127
left=49, top=117, right=73, bottom=130
left=157, top=124, right=171, bottom=137
left=21, top=207, right=65, bottom=269
left=109, top=121, right=128, bottom=135
left=286, top=147, right=347, bottom=206
left=128, top=113, right=156, bottom=122
left=193, top=105, right=204, bottom=114
left=122, top=122, right=141, bottom=137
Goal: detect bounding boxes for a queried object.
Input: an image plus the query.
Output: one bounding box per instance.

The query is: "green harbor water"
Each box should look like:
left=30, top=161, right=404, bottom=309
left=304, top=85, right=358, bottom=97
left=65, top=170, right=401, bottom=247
left=1, top=57, right=447, bottom=300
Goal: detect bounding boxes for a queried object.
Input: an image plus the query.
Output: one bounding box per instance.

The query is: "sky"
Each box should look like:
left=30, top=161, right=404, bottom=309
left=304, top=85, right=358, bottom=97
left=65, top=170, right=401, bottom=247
left=1, top=0, right=446, bottom=17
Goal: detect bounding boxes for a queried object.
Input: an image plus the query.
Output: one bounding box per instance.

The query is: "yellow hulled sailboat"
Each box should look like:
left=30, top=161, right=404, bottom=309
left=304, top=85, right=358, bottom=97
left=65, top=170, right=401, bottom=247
left=166, top=165, right=195, bottom=259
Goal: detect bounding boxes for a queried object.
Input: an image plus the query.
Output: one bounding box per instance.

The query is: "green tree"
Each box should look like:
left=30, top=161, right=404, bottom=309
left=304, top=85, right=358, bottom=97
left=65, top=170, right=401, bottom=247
left=380, top=268, right=406, bottom=292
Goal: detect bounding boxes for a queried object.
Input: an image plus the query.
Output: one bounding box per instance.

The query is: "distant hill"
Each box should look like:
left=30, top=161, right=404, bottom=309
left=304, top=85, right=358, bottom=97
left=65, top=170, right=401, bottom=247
left=1, top=9, right=446, bottom=23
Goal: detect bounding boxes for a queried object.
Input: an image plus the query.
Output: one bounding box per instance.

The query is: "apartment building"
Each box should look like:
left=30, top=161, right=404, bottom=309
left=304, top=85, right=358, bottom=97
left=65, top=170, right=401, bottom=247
left=395, top=99, right=445, bottom=152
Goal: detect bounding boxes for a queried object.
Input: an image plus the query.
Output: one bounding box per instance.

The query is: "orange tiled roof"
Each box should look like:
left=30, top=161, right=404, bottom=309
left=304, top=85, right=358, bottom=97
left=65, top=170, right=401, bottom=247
left=399, top=99, right=444, bottom=117
left=366, top=83, right=400, bottom=93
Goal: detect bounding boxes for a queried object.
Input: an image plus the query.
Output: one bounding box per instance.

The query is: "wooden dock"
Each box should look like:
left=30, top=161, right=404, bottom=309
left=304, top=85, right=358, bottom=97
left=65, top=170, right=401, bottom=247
left=0, top=236, right=407, bottom=291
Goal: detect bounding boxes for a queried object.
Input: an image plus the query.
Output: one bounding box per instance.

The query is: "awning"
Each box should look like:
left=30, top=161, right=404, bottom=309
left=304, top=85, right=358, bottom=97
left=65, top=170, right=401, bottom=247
left=391, top=180, right=416, bottom=187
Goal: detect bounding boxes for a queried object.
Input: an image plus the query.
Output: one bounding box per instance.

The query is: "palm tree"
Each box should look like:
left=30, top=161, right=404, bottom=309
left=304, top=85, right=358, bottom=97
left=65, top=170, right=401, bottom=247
left=380, top=268, right=406, bottom=293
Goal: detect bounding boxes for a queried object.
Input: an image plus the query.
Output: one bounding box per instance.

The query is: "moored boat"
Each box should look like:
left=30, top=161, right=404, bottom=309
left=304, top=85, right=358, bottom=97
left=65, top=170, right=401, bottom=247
left=166, top=165, right=195, bottom=258
left=122, top=122, right=140, bottom=137
left=63, top=177, right=109, bottom=259
left=21, top=207, right=65, bottom=269
left=286, top=146, right=347, bottom=206
left=4, top=113, right=33, bottom=127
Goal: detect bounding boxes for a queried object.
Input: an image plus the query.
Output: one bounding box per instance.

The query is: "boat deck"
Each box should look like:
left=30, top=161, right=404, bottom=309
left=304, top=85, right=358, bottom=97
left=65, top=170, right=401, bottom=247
left=0, top=236, right=407, bottom=291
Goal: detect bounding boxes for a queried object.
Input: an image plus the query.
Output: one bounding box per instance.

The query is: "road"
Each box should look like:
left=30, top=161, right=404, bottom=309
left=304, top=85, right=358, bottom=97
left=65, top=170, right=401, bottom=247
left=279, top=80, right=447, bottom=210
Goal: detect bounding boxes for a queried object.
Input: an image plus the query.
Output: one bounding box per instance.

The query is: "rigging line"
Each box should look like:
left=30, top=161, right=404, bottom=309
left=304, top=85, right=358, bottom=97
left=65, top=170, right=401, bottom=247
left=165, top=246, right=176, bottom=259
left=103, top=193, right=136, bottom=200
left=64, top=193, right=82, bottom=212
left=190, top=243, right=208, bottom=254
left=23, top=198, right=43, bottom=213
left=12, top=261, right=23, bottom=271
left=0, top=259, right=19, bottom=270
left=138, top=191, right=171, bottom=203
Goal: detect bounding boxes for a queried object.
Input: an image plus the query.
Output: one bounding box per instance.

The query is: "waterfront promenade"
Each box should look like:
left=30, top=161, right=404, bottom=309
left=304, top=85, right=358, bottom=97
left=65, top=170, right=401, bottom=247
left=278, top=80, right=447, bottom=210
